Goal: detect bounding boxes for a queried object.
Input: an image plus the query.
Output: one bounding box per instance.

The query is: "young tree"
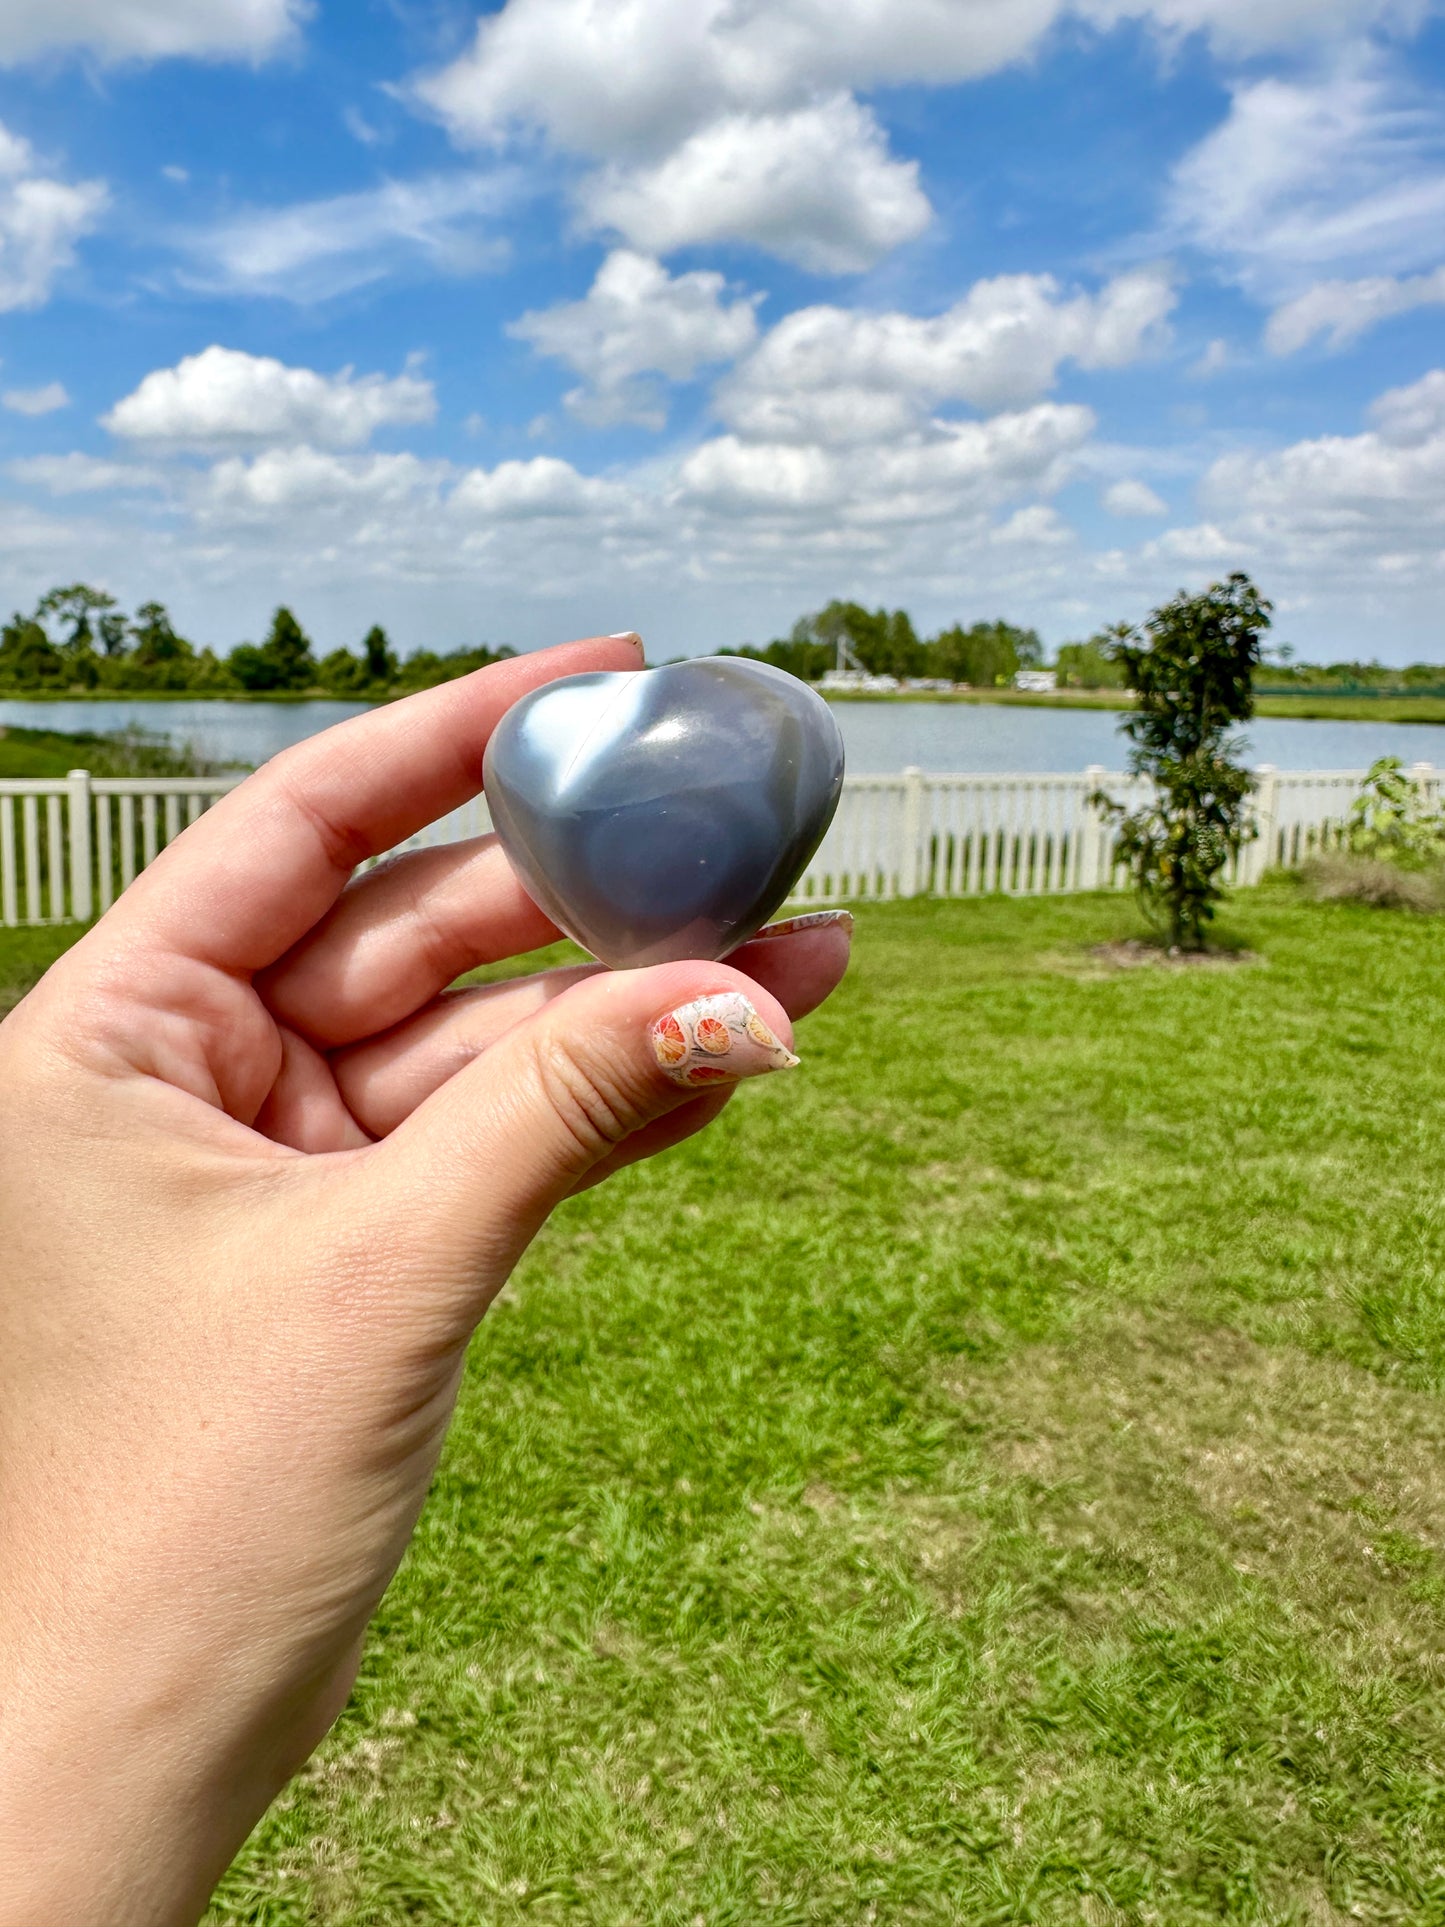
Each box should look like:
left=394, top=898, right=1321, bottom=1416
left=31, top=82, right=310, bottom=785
left=1096, top=572, right=1272, bottom=950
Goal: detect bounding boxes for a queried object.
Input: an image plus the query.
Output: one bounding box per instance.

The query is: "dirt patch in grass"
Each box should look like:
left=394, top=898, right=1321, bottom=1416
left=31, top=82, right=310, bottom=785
left=1089, top=937, right=1263, bottom=971
left=956, top=1316, right=1445, bottom=1671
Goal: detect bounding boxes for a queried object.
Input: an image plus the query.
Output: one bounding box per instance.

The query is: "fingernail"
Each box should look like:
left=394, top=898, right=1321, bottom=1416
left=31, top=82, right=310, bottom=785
left=608, top=631, right=645, bottom=656
left=651, top=992, right=800, bottom=1088
left=753, top=910, right=855, bottom=942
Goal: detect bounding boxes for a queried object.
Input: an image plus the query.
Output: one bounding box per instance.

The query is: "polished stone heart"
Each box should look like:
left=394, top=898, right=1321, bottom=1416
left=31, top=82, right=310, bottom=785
left=482, top=657, right=846, bottom=968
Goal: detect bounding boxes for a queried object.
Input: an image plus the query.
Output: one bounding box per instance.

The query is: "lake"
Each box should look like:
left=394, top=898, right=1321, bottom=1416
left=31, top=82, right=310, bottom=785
left=3, top=694, right=1445, bottom=776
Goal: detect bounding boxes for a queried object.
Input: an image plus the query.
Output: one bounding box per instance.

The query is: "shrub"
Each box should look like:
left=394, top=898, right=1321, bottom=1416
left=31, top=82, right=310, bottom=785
left=1343, top=757, right=1445, bottom=867
left=1303, top=854, right=1445, bottom=913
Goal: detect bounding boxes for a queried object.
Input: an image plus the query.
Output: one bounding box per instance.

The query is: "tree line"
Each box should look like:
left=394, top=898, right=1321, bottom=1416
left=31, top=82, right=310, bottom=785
left=0, top=586, right=511, bottom=697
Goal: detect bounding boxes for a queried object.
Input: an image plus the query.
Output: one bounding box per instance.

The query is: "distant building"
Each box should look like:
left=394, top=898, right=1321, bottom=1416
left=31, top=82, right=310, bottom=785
left=819, top=669, right=901, bottom=694
left=1013, top=669, right=1057, bottom=693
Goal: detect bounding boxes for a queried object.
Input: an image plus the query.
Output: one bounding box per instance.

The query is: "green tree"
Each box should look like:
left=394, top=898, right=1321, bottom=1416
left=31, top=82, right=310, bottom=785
left=1095, top=572, right=1271, bottom=950
left=0, top=614, right=63, bottom=686
left=121, top=602, right=197, bottom=692
left=362, top=625, right=397, bottom=685
left=793, top=602, right=924, bottom=679
left=229, top=606, right=317, bottom=693
left=34, top=583, right=118, bottom=688
left=1054, top=631, right=1129, bottom=689
left=928, top=620, right=1042, bottom=687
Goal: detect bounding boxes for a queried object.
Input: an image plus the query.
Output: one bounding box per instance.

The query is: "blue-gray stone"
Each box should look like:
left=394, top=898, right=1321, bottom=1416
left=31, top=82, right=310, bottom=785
left=483, top=657, right=846, bottom=968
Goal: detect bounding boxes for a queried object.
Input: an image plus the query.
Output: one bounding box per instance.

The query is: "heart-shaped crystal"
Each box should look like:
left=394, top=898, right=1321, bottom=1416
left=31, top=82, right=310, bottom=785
left=482, top=657, right=846, bottom=968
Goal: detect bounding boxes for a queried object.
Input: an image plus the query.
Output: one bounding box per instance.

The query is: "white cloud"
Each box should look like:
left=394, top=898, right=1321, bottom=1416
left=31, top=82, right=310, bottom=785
left=180, top=171, right=518, bottom=302
left=199, top=447, right=444, bottom=520
left=1083, top=0, right=1431, bottom=53
left=1193, top=368, right=1445, bottom=589
left=0, top=122, right=105, bottom=311
left=716, top=269, right=1175, bottom=444
left=0, top=0, right=304, bottom=65
left=577, top=97, right=931, bottom=273
left=412, top=0, right=1058, bottom=158
left=103, top=347, right=436, bottom=451
left=510, top=249, right=760, bottom=427
left=1167, top=53, right=1445, bottom=298
left=450, top=456, right=633, bottom=520
left=1190, top=337, right=1231, bottom=377
left=9, top=453, right=162, bottom=493
left=1266, top=265, right=1445, bottom=351
left=677, top=403, right=1095, bottom=521
left=3, top=379, right=69, bottom=415
left=416, top=0, right=1424, bottom=157
left=1105, top=478, right=1168, bottom=515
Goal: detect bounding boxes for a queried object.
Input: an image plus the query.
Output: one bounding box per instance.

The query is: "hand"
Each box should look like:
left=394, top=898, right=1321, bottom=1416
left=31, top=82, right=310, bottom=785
left=0, top=635, right=851, bottom=1927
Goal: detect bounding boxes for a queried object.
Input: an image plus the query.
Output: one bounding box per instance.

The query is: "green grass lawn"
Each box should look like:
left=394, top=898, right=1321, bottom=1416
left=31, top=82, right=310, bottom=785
left=7, top=889, right=1445, bottom=1922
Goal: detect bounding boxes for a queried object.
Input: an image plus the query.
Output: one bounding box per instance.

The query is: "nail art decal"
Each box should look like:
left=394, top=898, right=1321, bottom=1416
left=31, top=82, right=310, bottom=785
left=753, top=909, right=855, bottom=942
left=651, top=992, right=801, bottom=1088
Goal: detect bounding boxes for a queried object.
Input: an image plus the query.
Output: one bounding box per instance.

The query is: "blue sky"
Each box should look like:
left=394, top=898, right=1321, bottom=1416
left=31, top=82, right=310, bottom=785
left=0, top=0, right=1441, bottom=662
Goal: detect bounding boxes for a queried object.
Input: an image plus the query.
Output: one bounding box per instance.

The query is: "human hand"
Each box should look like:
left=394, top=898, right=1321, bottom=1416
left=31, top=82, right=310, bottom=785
left=0, top=635, right=851, bottom=1927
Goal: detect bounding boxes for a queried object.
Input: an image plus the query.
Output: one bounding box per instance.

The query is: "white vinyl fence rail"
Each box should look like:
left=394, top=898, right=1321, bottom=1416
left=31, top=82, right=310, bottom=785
left=0, top=760, right=1428, bottom=929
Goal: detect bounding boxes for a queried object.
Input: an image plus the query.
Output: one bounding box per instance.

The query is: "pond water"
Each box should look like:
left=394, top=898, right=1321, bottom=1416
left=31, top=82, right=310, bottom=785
left=3, top=693, right=1445, bottom=776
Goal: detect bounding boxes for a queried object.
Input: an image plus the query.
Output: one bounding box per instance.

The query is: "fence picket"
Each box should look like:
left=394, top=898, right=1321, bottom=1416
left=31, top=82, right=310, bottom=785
left=0, top=795, right=15, bottom=926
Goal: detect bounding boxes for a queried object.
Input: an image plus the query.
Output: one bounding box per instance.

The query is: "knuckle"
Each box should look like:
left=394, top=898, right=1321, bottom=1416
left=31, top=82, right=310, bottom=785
left=532, top=1033, right=649, bottom=1165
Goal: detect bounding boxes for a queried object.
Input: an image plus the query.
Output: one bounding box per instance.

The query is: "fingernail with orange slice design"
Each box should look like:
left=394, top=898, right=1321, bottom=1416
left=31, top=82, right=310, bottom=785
left=650, top=992, right=801, bottom=1089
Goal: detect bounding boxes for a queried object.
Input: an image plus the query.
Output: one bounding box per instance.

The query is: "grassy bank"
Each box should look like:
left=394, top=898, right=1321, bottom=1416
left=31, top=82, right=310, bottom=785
left=0, top=724, right=219, bottom=780
left=7, top=890, right=1445, bottom=1922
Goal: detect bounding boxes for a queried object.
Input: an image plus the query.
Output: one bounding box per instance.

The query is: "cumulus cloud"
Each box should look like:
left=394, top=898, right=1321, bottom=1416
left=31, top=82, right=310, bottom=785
left=1104, top=478, right=1168, bottom=515
left=450, top=456, right=633, bottom=519
left=1266, top=265, right=1445, bottom=351
left=1193, top=367, right=1445, bottom=592
left=199, top=447, right=444, bottom=521
left=102, top=346, right=436, bottom=451
left=1166, top=53, right=1445, bottom=297
left=577, top=98, right=931, bottom=273
left=678, top=403, right=1095, bottom=522
left=0, top=123, right=105, bottom=311
left=0, top=0, right=304, bottom=65
left=180, top=171, right=518, bottom=302
left=3, top=379, right=69, bottom=415
left=716, top=269, right=1175, bottom=444
left=416, top=0, right=1424, bottom=157
left=510, top=250, right=760, bottom=427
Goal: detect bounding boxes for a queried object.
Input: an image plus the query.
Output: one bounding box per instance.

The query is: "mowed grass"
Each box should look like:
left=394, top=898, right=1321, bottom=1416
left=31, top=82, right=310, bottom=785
left=7, top=889, right=1445, bottom=1922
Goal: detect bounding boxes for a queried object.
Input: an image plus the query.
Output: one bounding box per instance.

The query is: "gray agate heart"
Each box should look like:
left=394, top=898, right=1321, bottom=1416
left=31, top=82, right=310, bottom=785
left=482, top=657, right=846, bottom=969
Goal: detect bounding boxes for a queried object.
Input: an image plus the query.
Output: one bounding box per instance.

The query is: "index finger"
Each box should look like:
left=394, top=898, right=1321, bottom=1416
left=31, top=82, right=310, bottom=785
left=103, top=633, right=645, bottom=973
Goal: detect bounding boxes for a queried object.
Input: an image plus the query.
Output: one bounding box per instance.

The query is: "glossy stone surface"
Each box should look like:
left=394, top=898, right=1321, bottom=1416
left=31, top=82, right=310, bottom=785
left=483, top=657, right=846, bottom=968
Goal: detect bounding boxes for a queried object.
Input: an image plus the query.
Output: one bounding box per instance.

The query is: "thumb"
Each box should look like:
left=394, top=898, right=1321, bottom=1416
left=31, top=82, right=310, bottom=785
left=368, top=960, right=800, bottom=1304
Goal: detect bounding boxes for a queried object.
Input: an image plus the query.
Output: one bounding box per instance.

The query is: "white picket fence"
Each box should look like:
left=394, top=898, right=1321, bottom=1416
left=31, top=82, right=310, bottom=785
left=0, top=761, right=1429, bottom=929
